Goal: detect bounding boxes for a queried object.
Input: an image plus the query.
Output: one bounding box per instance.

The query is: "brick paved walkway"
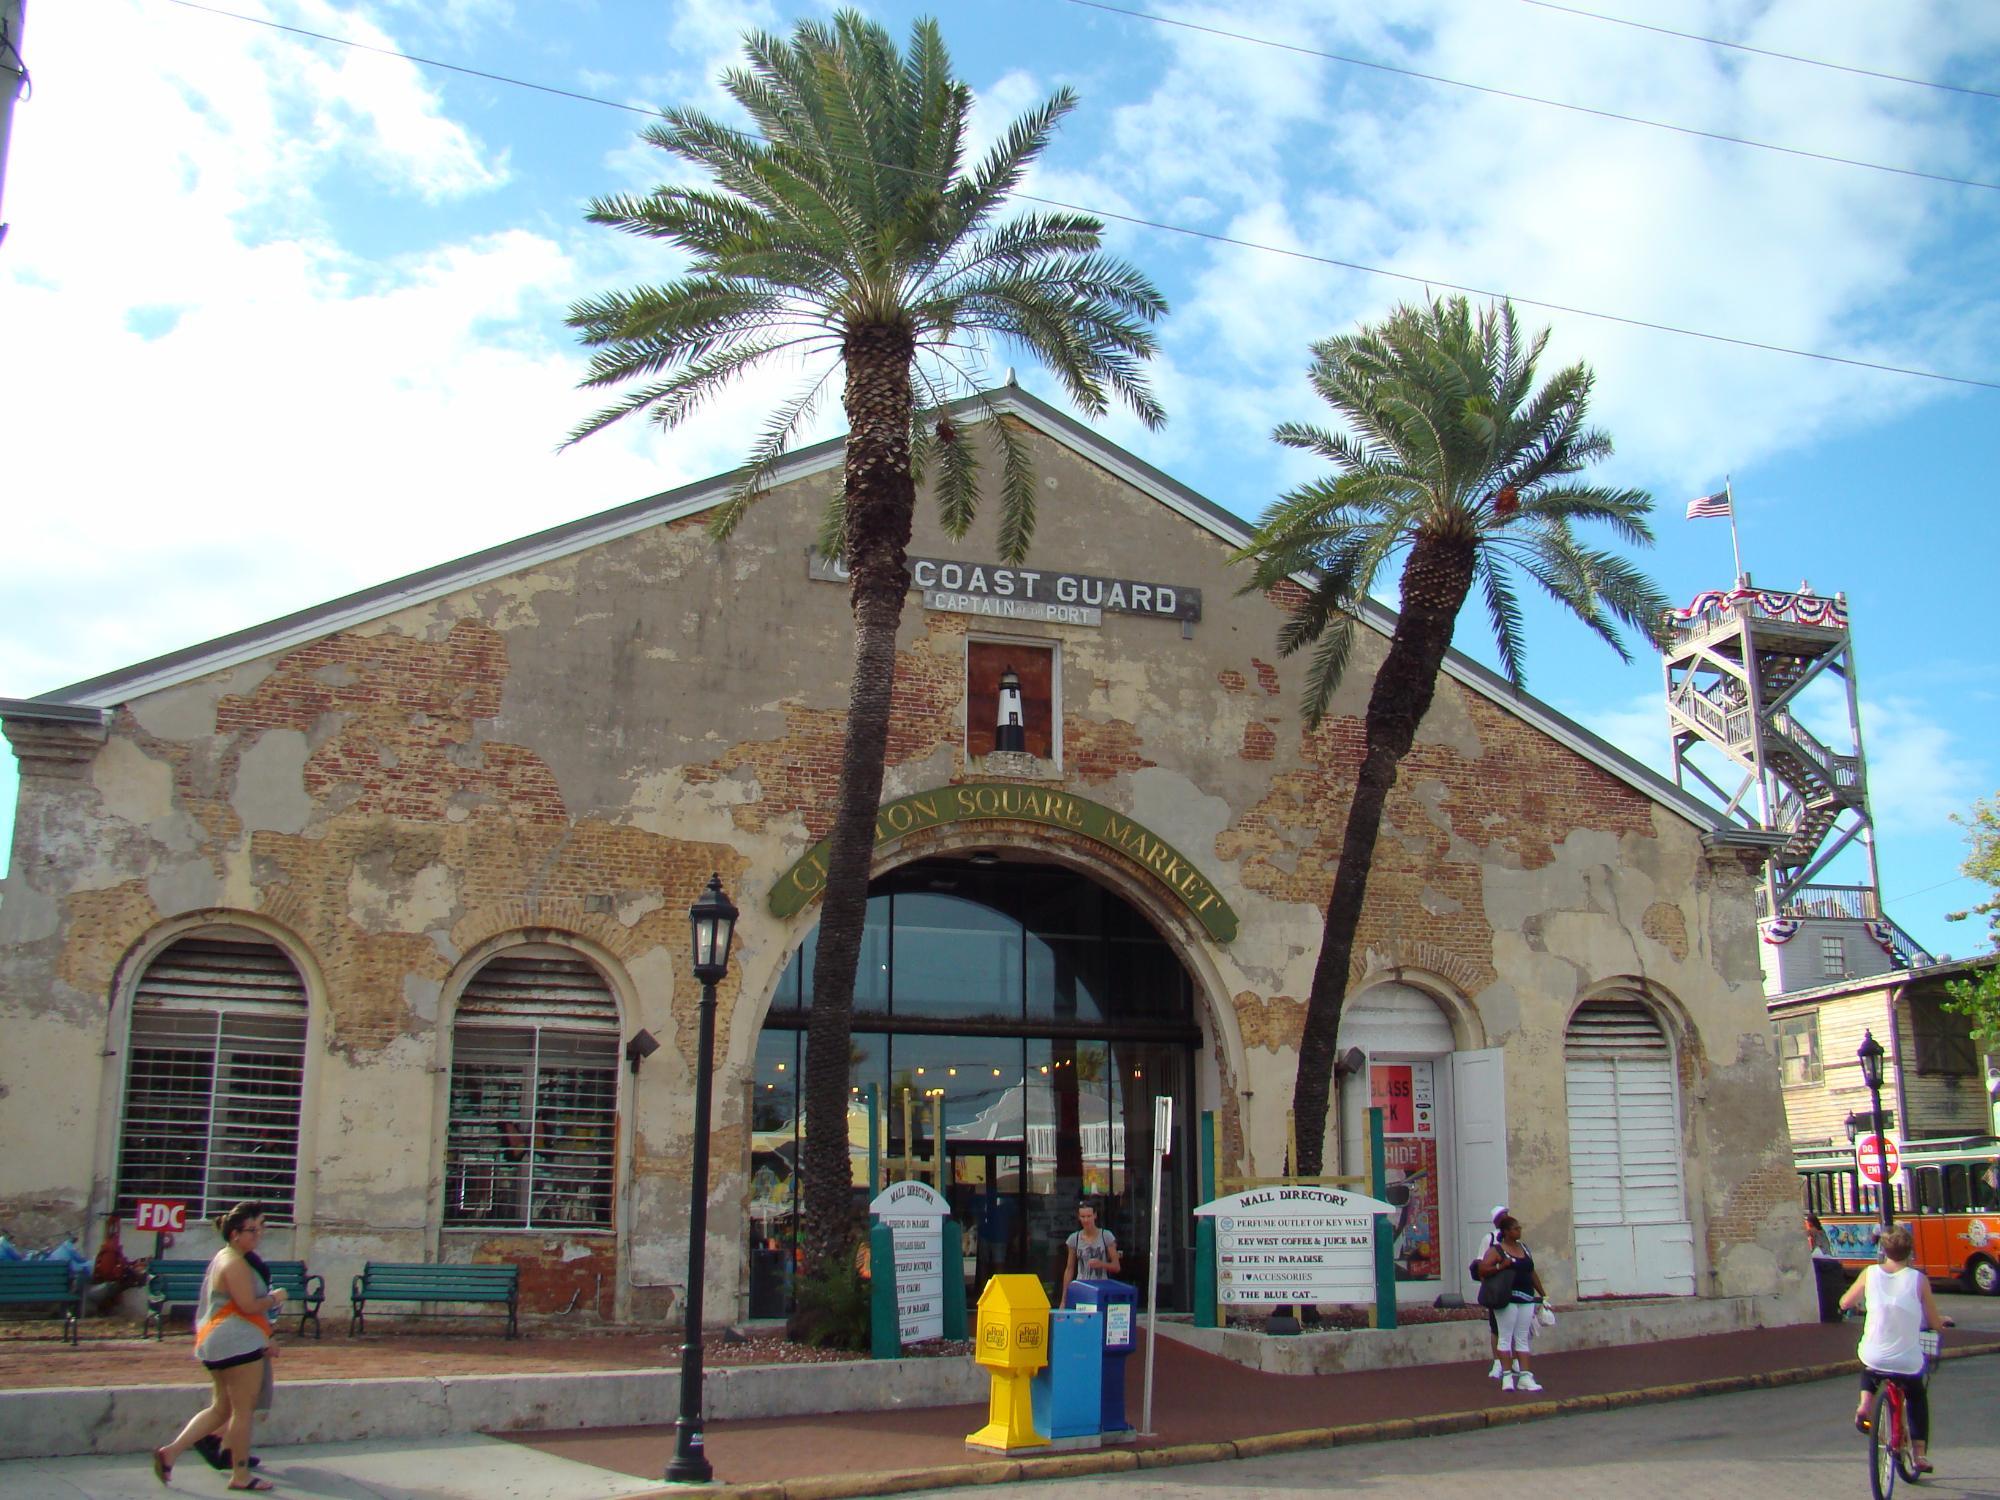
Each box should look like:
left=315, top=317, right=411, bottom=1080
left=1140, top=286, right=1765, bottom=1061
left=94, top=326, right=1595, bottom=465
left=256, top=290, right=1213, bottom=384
left=512, top=1321, right=2000, bottom=1489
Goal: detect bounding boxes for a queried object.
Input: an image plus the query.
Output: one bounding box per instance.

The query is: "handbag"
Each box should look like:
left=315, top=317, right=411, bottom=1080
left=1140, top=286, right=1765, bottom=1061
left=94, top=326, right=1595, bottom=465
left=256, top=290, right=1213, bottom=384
left=1477, top=1259, right=1517, bottom=1309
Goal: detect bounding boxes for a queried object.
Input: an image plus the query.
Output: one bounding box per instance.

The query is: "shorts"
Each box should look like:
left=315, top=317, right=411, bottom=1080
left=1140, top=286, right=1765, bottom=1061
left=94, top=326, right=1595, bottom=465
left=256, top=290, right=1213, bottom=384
left=202, top=1349, right=265, bottom=1372
left=1859, top=1368, right=1928, bottom=1443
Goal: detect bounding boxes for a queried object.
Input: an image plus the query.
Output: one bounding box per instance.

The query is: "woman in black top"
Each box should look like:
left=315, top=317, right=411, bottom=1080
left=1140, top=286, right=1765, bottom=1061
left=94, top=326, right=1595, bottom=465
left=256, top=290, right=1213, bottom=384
left=1476, top=1215, right=1548, bottom=1392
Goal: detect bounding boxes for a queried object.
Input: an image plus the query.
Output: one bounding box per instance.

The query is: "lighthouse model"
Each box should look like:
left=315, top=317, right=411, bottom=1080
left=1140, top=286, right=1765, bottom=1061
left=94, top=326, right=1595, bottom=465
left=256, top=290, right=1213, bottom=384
left=995, top=666, right=1027, bottom=754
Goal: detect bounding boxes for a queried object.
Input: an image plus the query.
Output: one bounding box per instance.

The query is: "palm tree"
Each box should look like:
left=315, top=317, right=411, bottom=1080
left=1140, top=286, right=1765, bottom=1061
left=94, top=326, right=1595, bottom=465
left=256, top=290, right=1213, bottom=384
left=562, top=11, right=1165, bottom=1270
left=1235, top=295, right=1668, bottom=1175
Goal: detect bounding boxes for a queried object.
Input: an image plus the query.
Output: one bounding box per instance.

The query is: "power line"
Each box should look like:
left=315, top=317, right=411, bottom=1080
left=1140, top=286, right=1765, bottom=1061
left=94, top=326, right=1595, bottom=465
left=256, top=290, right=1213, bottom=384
left=161, top=0, right=666, bottom=121
left=1010, top=192, right=2000, bottom=391
left=1889, top=873, right=1974, bottom=902
left=1059, top=0, right=2000, bottom=194
left=1516, top=0, right=2000, bottom=102
left=150, top=0, right=2000, bottom=392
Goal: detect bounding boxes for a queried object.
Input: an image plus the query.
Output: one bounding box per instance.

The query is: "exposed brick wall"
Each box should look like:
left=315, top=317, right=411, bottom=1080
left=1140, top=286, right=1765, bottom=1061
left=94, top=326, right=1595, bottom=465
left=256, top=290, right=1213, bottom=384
left=217, top=621, right=567, bottom=826
left=682, top=613, right=966, bottom=838
left=1705, top=1155, right=1799, bottom=1274
left=1643, top=902, right=1691, bottom=961
left=1218, top=678, right=1661, bottom=999
left=1240, top=721, right=1277, bottom=762
left=446, top=1233, right=619, bottom=1320
left=1233, top=990, right=1306, bottom=1054
left=1063, top=716, right=1157, bottom=783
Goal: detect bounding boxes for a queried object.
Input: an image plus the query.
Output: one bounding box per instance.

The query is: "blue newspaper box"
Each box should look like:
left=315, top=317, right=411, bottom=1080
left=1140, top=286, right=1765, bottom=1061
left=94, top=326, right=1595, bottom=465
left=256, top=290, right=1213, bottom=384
left=1065, top=1277, right=1137, bottom=1438
left=1029, top=1308, right=1103, bottom=1444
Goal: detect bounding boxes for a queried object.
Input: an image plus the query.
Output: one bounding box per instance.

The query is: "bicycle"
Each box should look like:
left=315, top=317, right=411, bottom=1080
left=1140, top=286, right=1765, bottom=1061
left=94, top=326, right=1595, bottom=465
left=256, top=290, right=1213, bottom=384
left=1864, top=1327, right=1942, bottom=1499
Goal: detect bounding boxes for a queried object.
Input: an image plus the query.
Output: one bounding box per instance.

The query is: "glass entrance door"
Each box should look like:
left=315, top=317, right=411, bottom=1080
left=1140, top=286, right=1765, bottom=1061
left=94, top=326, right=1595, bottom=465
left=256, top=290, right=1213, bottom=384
left=947, top=1143, right=1026, bottom=1297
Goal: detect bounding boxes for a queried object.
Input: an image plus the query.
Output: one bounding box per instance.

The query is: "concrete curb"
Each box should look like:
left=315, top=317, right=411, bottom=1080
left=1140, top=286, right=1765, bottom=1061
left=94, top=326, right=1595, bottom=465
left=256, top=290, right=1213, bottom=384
left=676, top=1341, right=2000, bottom=1500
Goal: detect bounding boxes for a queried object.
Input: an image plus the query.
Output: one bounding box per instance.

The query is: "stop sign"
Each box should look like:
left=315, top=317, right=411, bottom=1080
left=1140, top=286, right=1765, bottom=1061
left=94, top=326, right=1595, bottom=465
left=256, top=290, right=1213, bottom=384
left=1856, top=1133, right=1902, bottom=1185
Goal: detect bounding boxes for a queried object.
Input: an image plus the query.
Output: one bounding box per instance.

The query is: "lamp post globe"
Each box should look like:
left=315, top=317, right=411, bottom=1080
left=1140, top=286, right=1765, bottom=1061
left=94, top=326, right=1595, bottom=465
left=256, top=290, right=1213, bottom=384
left=1856, top=1029, right=1885, bottom=1091
left=1856, top=1030, right=1892, bottom=1231
left=668, top=873, right=736, bottom=1484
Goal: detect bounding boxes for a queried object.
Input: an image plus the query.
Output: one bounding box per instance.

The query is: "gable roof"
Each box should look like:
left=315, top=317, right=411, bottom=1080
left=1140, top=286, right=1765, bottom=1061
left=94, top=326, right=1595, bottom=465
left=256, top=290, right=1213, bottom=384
left=2, top=385, right=1754, bottom=840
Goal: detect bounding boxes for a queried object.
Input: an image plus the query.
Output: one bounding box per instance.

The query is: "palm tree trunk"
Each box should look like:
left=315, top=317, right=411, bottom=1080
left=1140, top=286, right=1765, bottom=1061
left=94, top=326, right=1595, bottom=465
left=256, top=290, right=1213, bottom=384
left=800, top=323, right=918, bottom=1276
left=1291, top=535, right=1476, bottom=1176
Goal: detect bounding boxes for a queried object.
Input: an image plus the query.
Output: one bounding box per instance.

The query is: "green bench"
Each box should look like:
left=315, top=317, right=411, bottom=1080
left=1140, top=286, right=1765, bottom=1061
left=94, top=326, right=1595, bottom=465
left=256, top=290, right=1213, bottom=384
left=349, top=1262, right=520, bottom=1338
left=144, top=1259, right=326, bottom=1341
left=0, top=1261, right=87, bottom=1343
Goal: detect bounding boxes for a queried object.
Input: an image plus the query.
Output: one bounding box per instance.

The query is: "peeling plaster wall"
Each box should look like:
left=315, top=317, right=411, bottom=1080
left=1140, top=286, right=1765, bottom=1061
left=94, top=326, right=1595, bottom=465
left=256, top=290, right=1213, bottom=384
left=0, top=420, right=1806, bottom=1325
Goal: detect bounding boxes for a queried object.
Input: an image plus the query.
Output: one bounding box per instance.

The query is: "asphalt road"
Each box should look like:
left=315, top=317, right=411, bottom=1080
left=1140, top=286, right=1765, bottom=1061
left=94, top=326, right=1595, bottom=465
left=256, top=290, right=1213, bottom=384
left=910, top=1338, right=2000, bottom=1500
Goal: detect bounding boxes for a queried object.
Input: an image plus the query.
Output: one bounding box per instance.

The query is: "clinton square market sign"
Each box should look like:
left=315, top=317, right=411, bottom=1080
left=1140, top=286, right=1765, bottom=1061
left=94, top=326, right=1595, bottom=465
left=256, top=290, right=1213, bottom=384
left=769, top=784, right=1238, bottom=943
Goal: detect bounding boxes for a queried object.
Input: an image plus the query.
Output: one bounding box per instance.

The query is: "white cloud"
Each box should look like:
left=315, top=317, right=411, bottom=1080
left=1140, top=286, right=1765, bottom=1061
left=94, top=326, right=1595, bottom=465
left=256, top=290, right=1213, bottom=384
left=1075, top=0, right=2000, bottom=493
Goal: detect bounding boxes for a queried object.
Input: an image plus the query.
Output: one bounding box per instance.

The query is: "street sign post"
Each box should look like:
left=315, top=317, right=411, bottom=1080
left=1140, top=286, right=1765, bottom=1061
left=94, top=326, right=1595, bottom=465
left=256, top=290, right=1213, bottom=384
left=133, top=1198, right=188, bottom=1261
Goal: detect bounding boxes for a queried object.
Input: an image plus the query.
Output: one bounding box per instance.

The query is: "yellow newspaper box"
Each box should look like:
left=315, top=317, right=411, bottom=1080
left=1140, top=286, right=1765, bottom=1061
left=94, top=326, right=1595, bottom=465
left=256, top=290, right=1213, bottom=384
left=966, top=1275, right=1050, bottom=1452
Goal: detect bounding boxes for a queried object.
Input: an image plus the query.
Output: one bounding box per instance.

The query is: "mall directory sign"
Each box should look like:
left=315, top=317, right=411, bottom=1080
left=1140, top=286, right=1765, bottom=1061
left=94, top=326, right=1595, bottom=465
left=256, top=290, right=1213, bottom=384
left=1196, top=1185, right=1396, bottom=1305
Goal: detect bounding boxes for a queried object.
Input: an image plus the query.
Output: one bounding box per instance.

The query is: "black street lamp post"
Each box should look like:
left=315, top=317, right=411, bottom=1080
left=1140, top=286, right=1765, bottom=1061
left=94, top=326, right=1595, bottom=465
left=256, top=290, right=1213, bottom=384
left=1856, top=1029, right=1892, bottom=1232
left=667, top=873, right=737, bottom=1485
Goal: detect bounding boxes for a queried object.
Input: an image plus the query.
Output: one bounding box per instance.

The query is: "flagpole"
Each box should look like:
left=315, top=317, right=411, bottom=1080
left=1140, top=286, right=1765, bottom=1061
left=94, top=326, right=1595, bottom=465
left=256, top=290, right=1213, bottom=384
left=1725, top=476, right=1744, bottom=585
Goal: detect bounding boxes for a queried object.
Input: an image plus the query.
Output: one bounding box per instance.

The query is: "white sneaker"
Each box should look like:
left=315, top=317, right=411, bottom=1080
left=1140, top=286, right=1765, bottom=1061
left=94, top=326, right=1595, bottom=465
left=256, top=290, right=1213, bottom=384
left=1488, top=1359, right=1505, bottom=1379
left=1500, top=1372, right=1516, bottom=1392
left=1515, top=1373, right=1543, bottom=1393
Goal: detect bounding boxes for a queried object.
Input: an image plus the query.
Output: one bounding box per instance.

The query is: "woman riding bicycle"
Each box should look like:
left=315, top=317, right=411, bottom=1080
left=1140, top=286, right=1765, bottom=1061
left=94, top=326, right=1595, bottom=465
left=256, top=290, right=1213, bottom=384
left=1838, top=1224, right=1951, bottom=1475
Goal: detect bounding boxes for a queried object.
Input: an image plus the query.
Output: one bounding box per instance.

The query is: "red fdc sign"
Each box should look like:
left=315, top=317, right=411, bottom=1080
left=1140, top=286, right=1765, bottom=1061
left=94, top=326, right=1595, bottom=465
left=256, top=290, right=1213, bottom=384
left=1855, top=1134, right=1901, bottom=1186
left=133, top=1199, right=188, bottom=1234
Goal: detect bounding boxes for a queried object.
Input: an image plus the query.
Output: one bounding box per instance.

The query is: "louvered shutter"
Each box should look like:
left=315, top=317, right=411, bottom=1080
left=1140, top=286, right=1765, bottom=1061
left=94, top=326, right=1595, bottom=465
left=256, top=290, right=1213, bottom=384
left=1563, top=1000, right=1695, bottom=1296
left=117, top=936, right=308, bottom=1222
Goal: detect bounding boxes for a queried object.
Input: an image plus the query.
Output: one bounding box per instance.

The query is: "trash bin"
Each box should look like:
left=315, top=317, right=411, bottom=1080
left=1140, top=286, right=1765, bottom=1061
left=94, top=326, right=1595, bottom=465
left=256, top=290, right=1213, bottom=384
left=1064, top=1277, right=1136, bottom=1438
left=1814, top=1256, right=1853, bottom=1323
left=1030, top=1308, right=1103, bottom=1445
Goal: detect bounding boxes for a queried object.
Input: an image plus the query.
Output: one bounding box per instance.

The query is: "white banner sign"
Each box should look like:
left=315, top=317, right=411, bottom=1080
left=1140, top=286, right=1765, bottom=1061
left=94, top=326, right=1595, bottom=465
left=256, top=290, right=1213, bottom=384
left=1196, top=1185, right=1392, bottom=1306
left=871, top=1180, right=950, bottom=1344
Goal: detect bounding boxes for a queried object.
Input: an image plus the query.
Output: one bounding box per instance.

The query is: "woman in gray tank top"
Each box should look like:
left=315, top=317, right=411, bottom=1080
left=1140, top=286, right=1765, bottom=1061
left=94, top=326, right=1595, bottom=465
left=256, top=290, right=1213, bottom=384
left=152, top=1202, right=288, bottom=1491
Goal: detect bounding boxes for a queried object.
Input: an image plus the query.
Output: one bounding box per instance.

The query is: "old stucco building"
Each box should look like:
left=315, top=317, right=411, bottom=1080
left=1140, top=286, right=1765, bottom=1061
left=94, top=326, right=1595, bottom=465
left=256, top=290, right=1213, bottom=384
left=0, top=389, right=1810, bottom=1330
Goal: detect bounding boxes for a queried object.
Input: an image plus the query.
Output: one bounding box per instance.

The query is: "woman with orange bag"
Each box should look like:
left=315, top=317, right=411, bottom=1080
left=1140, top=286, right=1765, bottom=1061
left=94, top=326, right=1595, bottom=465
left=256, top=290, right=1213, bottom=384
left=151, top=1202, right=286, bottom=1491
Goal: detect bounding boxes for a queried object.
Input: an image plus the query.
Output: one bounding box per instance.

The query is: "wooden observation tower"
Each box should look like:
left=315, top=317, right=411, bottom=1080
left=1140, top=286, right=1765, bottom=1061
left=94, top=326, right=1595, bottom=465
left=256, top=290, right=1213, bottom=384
left=1662, top=579, right=1931, bottom=987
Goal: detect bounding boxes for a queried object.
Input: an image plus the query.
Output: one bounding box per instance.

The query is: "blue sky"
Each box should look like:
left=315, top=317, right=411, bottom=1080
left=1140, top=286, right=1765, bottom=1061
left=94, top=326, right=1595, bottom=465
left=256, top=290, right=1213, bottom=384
left=2, top=0, right=1996, bottom=959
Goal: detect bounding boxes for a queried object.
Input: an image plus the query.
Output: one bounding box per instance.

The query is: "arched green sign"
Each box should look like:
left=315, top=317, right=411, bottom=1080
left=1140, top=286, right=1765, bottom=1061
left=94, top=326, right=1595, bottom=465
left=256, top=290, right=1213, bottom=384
left=768, top=782, right=1237, bottom=943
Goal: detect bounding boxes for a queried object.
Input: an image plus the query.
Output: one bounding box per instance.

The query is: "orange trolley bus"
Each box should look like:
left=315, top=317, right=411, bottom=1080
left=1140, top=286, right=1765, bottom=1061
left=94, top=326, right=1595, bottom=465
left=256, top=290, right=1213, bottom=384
left=1799, top=1135, right=2000, bottom=1294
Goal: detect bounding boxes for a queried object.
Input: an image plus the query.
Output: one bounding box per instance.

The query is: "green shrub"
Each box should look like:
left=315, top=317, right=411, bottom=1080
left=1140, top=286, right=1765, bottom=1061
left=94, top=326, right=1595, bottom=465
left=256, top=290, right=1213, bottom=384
left=787, top=1240, right=871, bottom=1351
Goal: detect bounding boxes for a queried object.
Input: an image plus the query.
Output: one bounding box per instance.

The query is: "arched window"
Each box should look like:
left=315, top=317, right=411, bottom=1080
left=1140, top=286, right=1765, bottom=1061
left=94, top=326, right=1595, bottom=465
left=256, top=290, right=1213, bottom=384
left=116, top=932, right=309, bottom=1222
left=1564, top=997, right=1694, bottom=1296
left=444, top=946, right=619, bottom=1231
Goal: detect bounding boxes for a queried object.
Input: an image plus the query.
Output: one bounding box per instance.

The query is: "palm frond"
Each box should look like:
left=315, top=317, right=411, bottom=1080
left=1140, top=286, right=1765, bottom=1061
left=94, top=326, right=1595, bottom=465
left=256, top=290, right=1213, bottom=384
left=930, top=415, right=977, bottom=539
left=1475, top=554, right=1528, bottom=686
left=707, top=373, right=835, bottom=540
left=991, top=409, right=1038, bottom=564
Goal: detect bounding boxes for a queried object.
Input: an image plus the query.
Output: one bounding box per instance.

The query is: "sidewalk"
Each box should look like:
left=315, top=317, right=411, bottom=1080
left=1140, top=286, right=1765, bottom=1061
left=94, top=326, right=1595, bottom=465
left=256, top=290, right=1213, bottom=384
left=5, top=1316, right=1997, bottom=1499
left=514, top=1320, right=2000, bottom=1497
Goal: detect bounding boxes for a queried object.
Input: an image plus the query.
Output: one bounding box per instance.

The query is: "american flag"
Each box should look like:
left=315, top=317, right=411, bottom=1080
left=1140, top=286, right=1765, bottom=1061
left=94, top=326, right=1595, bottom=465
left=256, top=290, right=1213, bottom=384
left=1685, top=489, right=1732, bottom=520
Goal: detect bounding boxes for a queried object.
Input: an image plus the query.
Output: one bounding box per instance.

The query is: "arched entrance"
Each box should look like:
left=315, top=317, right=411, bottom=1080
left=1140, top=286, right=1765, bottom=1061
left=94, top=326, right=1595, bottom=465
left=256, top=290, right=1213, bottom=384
left=747, top=856, right=1202, bottom=1316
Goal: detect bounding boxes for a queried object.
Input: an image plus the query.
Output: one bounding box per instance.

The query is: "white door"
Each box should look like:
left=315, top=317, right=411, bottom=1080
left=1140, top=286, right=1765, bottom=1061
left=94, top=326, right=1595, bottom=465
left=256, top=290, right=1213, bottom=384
left=1564, top=1002, right=1696, bottom=1297
left=1449, top=1047, right=1509, bottom=1304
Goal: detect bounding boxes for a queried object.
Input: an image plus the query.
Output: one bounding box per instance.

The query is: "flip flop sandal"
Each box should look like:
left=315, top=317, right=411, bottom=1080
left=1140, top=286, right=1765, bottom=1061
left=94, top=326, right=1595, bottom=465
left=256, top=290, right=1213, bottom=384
left=227, top=1479, right=275, bottom=1493
left=152, top=1447, right=173, bottom=1485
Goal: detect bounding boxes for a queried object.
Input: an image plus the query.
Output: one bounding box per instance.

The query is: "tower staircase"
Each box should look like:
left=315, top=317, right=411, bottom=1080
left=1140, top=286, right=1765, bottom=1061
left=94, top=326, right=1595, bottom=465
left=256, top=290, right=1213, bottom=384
left=1661, top=580, right=1933, bottom=971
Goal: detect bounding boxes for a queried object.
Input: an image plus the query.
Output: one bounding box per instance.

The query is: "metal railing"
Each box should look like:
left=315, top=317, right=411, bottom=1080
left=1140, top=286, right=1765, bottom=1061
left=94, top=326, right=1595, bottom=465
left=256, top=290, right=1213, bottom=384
left=1756, top=884, right=1881, bottom=920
